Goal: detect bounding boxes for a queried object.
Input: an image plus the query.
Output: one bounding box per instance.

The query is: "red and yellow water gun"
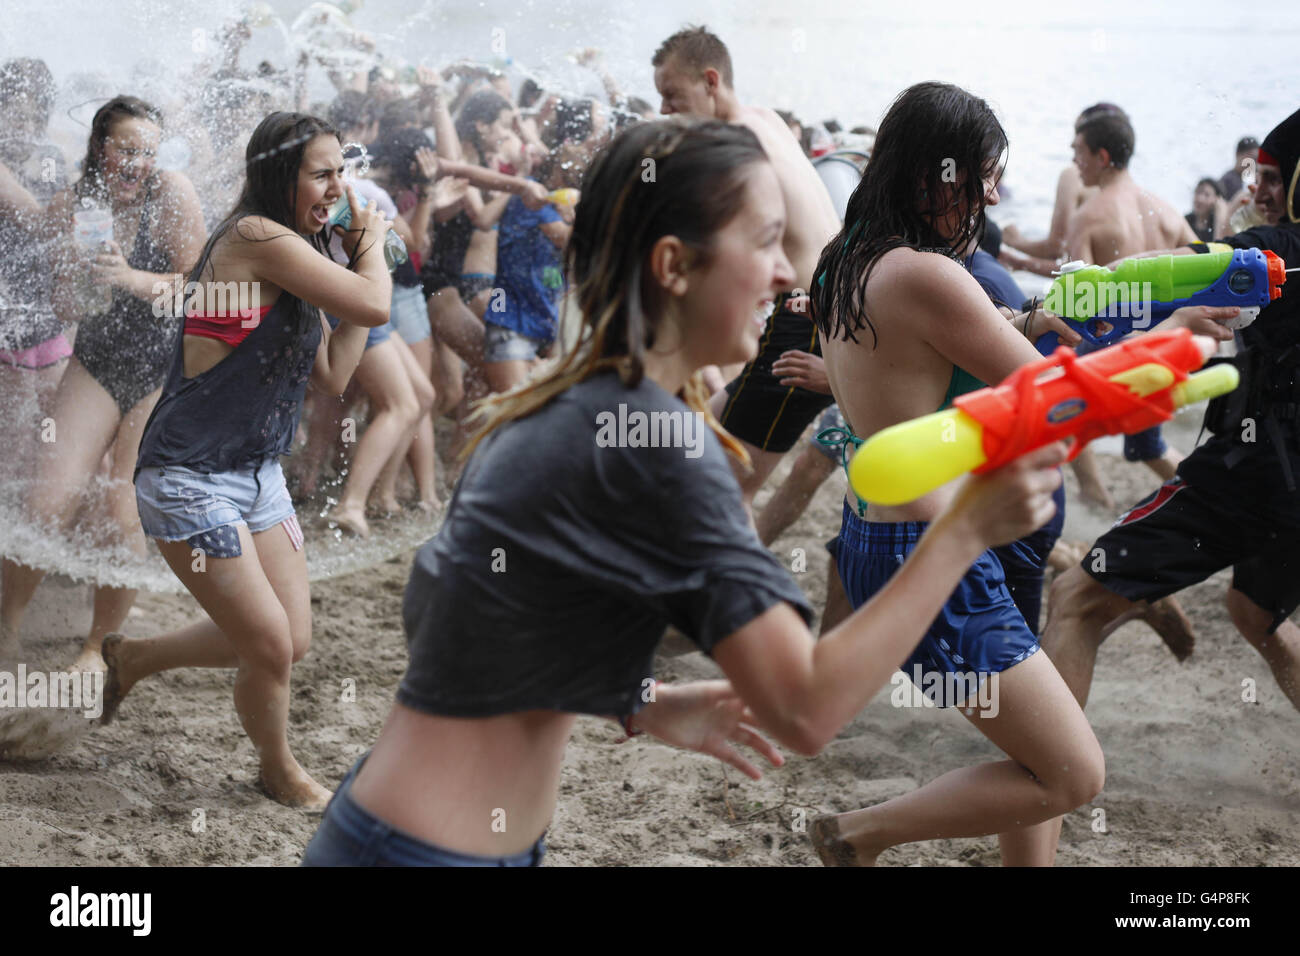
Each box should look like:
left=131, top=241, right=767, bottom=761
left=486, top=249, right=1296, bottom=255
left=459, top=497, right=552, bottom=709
left=848, top=329, right=1238, bottom=505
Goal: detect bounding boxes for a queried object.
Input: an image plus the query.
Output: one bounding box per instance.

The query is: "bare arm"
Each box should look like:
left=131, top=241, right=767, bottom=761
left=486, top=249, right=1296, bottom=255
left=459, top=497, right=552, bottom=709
left=310, top=310, right=370, bottom=395
left=706, top=444, right=1066, bottom=755
left=0, top=161, right=43, bottom=227
left=539, top=218, right=570, bottom=249
left=242, top=186, right=392, bottom=328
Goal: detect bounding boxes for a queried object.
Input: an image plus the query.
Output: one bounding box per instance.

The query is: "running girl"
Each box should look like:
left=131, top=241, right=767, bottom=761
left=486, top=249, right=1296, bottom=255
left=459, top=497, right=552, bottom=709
left=809, top=82, right=1235, bottom=866
left=300, top=117, right=1067, bottom=866
left=99, top=111, right=393, bottom=808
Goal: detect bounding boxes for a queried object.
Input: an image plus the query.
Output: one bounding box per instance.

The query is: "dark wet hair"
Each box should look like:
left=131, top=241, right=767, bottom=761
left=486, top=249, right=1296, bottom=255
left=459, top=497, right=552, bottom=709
left=74, top=95, right=163, bottom=202
left=1236, top=136, right=1259, bottom=155
left=372, top=126, right=434, bottom=191
left=1195, top=177, right=1222, bottom=198
left=652, top=25, right=733, bottom=88
left=466, top=117, right=767, bottom=462
left=812, top=82, right=1008, bottom=346
left=546, top=98, right=594, bottom=149
left=518, top=77, right=544, bottom=109
left=454, top=89, right=512, bottom=159
left=1075, top=103, right=1134, bottom=169
left=190, top=111, right=342, bottom=285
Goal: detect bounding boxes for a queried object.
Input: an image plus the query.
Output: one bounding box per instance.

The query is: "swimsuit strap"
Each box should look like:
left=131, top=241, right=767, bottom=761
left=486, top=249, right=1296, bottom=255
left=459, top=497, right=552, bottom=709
left=815, top=423, right=870, bottom=517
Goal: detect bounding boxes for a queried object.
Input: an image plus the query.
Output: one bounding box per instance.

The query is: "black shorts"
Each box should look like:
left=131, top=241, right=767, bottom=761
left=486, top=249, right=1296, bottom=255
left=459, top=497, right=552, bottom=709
left=1082, top=458, right=1300, bottom=632
left=719, top=295, right=834, bottom=453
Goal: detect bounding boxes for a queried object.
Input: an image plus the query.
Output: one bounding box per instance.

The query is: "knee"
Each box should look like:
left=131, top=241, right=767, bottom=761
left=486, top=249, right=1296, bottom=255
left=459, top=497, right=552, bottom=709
left=411, top=376, right=436, bottom=416
left=1042, top=743, right=1106, bottom=812
left=243, top=622, right=295, bottom=677
left=1225, top=588, right=1272, bottom=646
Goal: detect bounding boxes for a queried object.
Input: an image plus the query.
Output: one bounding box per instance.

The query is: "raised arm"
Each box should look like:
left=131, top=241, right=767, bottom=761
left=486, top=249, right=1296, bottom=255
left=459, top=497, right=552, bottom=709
left=243, top=185, right=392, bottom=329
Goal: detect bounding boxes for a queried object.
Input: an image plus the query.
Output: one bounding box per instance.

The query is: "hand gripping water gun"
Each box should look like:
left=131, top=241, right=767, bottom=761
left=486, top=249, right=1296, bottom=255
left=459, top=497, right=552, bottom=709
left=1033, top=247, right=1286, bottom=355
left=848, top=329, right=1238, bottom=506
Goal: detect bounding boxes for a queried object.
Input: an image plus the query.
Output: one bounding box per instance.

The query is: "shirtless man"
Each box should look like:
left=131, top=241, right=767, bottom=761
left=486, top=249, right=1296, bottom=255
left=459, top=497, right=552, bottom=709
left=1067, top=104, right=1198, bottom=483
left=652, top=26, right=841, bottom=507
left=999, top=164, right=1095, bottom=277
left=1043, top=107, right=1300, bottom=721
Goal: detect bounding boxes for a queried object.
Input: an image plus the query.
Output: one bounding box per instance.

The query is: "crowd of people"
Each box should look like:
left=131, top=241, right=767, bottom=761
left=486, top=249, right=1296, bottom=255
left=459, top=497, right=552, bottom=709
left=1, top=8, right=1298, bottom=868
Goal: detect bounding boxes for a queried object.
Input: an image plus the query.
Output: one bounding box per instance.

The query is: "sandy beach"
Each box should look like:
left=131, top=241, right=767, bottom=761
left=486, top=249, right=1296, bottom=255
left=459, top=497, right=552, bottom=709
left=1, top=405, right=1297, bottom=867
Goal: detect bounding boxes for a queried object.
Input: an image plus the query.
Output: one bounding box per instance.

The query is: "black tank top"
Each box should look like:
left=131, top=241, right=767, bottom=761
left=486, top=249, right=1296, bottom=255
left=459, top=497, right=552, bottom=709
left=135, top=281, right=322, bottom=476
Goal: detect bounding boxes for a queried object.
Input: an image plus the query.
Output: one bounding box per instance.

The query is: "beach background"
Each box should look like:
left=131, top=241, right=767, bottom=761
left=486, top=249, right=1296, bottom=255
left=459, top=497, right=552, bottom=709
left=2, top=0, right=1299, bottom=864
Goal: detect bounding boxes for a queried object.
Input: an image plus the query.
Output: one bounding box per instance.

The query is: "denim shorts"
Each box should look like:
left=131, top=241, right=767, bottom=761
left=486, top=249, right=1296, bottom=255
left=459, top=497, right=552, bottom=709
left=301, top=755, right=547, bottom=867
left=326, top=314, right=393, bottom=349
left=483, top=322, right=546, bottom=363
left=135, top=458, right=298, bottom=559
left=389, top=283, right=431, bottom=345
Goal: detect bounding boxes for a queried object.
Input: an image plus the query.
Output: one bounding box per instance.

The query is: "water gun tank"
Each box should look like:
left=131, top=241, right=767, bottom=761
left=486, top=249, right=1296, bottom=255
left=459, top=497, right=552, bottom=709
left=812, top=150, right=868, bottom=221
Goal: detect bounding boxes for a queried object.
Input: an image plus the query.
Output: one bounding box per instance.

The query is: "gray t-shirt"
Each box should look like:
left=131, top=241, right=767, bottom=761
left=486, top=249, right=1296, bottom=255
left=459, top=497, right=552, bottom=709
left=399, top=370, right=814, bottom=718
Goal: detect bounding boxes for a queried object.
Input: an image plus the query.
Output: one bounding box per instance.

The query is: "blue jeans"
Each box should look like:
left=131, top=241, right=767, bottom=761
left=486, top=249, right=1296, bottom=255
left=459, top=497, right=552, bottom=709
left=301, top=755, right=547, bottom=867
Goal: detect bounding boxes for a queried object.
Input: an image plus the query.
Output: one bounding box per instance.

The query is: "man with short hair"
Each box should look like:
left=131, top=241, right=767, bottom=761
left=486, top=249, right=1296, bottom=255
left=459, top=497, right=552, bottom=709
left=652, top=25, right=841, bottom=508
left=1067, top=104, right=1199, bottom=483
left=1044, top=107, right=1300, bottom=718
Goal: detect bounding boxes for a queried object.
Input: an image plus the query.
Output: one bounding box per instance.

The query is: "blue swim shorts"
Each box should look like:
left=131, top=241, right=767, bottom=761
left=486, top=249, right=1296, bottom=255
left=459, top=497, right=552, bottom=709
left=831, top=502, right=1039, bottom=706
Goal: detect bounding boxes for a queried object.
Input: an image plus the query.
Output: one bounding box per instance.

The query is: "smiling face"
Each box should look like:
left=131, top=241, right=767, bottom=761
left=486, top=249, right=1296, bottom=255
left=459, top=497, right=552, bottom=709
left=673, top=162, right=795, bottom=367
left=294, top=133, right=346, bottom=236
left=100, top=116, right=161, bottom=204
left=654, top=57, right=715, bottom=118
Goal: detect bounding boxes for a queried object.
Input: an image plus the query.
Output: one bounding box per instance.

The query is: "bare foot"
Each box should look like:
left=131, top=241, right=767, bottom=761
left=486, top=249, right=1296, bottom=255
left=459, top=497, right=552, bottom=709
left=99, top=633, right=135, bottom=725
left=331, top=503, right=370, bottom=538
left=69, top=644, right=107, bottom=674
left=370, top=496, right=402, bottom=517
left=411, top=496, right=443, bottom=514
left=257, top=765, right=333, bottom=810
left=1076, top=483, right=1115, bottom=511
left=811, top=814, right=878, bottom=867
left=1099, top=596, right=1196, bottom=660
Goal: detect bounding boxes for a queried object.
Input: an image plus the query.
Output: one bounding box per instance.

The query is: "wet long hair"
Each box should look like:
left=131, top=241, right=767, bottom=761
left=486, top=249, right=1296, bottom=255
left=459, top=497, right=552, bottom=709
left=189, top=111, right=343, bottom=290
left=463, top=117, right=766, bottom=462
left=455, top=90, right=512, bottom=160
left=74, top=95, right=164, bottom=202
left=811, top=82, right=1007, bottom=346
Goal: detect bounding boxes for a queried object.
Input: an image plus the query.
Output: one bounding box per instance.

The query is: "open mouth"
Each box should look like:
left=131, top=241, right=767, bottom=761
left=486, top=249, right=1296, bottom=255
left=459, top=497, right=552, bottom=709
left=311, top=203, right=332, bottom=227
left=117, top=168, right=142, bottom=189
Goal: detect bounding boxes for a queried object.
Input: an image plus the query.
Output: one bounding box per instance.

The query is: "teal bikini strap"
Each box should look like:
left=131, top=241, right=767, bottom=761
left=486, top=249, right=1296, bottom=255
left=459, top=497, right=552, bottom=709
left=815, top=422, right=869, bottom=517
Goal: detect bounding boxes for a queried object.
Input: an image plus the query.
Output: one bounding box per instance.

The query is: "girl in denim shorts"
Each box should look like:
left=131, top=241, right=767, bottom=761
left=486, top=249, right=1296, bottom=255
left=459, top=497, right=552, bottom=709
left=102, top=112, right=394, bottom=810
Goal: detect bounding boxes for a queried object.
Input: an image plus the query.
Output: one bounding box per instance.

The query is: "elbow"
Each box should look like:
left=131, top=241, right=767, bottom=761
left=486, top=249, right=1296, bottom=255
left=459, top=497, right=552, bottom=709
left=769, top=711, right=832, bottom=758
